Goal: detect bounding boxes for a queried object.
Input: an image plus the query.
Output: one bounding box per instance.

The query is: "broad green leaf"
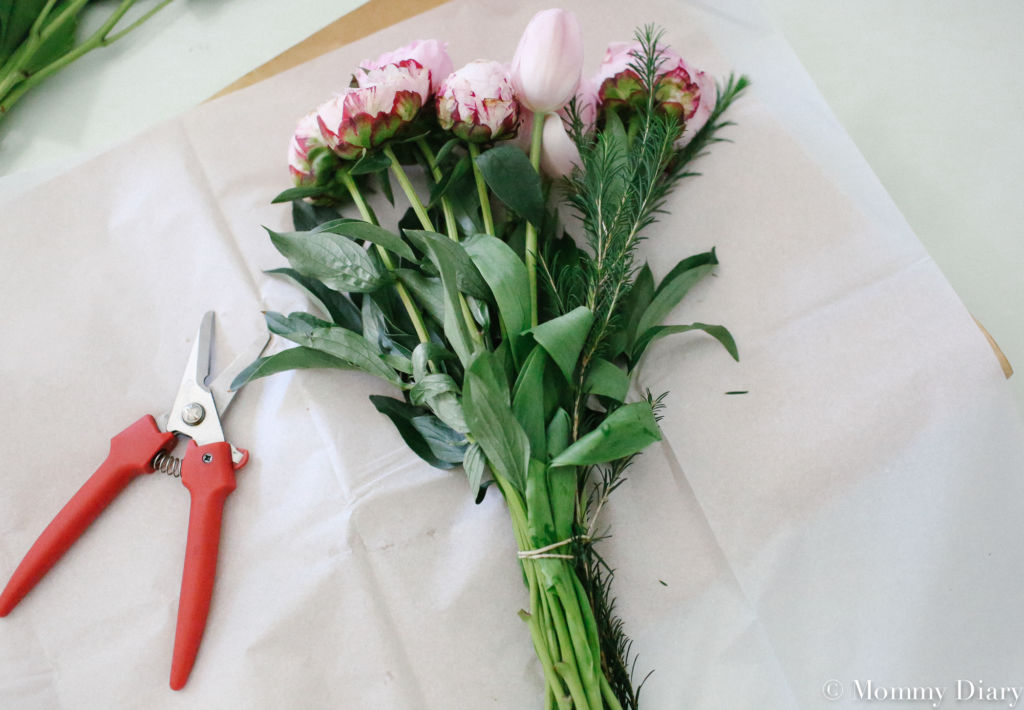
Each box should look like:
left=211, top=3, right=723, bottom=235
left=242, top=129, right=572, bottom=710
left=463, top=234, right=531, bottom=358
left=265, top=268, right=362, bottom=331
left=271, top=187, right=328, bottom=204
left=546, top=409, right=571, bottom=459
left=529, top=306, right=594, bottom=383
left=637, top=249, right=718, bottom=335
left=1, top=0, right=50, bottom=59
left=550, top=401, right=661, bottom=467
left=349, top=151, right=393, bottom=175
left=526, top=458, right=556, bottom=546
left=462, top=351, right=529, bottom=491
left=632, top=323, right=739, bottom=365
left=544, top=408, right=575, bottom=542
left=428, top=153, right=471, bottom=208
left=268, top=228, right=389, bottom=293
left=290, top=198, right=339, bottom=228
left=22, top=3, right=75, bottom=73
left=318, top=220, right=416, bottom=262
left=609, top=263, right=654, bottom=357
left=410, top=373, right=468, bottom=433
left=474, top=143, right=546, bottom=227
left=584, top=358, right=630, bottom=402
left=404, top=229, right=490, bottom=300
left=406, top=230, right=482, bottom=365
left=411, top=342, right=456, bottom=381
left=229, top=347, right=356, bottom=390
left=272, top=322, right=401, bottom=386
left=395, top=269, right=445, bottom=324
left=369, top=395, right=466, bottom=469
left=265, top=311, right=333, bottom=337
left=463, top=442, right=486, bottom=492
left=512, top=346, right=548, bottom=461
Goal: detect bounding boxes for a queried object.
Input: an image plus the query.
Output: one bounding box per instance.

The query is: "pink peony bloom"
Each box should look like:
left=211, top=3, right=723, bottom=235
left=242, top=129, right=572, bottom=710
left=437, top=60, right=520, bottom=143
left=356, top=58, right=432, bottom=107
left=359, top=39, right=453, bottom=96
left=539, top=113, right=580, bottom=179
left=592, top=42, right=648, bottom=110
left=288, top=112, right=328, bottom=186
left=592, top=41, right=716, bottom=142
left=510, top=9, right=583, bottom=113
left=316, top=65, right=424, bottom=160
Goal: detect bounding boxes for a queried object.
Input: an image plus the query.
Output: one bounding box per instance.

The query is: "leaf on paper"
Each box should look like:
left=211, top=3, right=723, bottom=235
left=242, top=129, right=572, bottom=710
left=550, top=401, right=661, bottom=467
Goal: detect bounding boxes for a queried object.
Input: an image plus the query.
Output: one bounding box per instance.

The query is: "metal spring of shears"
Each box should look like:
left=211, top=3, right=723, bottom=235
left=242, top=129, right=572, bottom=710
left=152, top=450, right=182, bottom=477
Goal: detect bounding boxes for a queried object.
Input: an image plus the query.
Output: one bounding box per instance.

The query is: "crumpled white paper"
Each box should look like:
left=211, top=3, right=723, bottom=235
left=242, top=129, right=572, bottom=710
left=2, top=0, right=1022, bottom=708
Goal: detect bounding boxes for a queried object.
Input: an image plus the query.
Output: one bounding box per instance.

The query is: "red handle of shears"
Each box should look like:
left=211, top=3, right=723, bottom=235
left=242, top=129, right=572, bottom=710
left=169, top=440, right=238, bottom=691
left=0, top=416, right=175, bottom=617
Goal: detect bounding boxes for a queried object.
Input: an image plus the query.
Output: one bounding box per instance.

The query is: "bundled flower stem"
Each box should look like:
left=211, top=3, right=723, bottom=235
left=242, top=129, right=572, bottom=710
left=240, top=14, right=747, bottom=709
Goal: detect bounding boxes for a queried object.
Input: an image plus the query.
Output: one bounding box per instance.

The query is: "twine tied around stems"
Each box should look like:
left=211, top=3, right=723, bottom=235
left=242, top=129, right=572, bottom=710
left=516, top=536, right=589, bottom=560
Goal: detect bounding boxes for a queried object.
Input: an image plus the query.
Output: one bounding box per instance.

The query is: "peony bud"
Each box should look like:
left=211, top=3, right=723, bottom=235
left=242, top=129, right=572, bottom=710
left=437, top=61, right=520, bottom=143
left=539, top=113, right=580, bottom=178
left=356, top=58, right=432, bottom=107
left=592, top=42, right=647, bottom=111
left=359, top=39, right=453, bottom=96
left=509, top=9, right=584, bottom=113
left=317, top=65, right=424, bottom=160
left=592, top=40, right=717, bottom=144
left=656, top=58, right=716, bottom=141
left=288, top=112, right=331, bottom=186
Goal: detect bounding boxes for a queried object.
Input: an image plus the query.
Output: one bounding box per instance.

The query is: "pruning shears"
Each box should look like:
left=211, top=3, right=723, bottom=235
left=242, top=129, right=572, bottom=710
left=0, top=312, right=268, bottom=690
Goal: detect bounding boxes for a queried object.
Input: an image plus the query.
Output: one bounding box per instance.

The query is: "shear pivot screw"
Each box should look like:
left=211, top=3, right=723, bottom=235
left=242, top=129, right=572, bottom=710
left=182, top=402, right=206, bottom=425
left=202, top=453, right=213, bottom=463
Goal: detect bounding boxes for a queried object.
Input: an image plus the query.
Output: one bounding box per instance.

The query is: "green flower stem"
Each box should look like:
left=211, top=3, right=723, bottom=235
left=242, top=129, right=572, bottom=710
left=525, top=112, right=546, bottom=326
left=0, top=0, right=174, bottom=118
left=467, top=142, right=495, bottom=236
left=415, top=138, right=459, bottom=239
left=383, top=145, right=435, bottom=231
left=340, top=172, right=432, bottom=348
left=386, top=144, right=484, bottom=348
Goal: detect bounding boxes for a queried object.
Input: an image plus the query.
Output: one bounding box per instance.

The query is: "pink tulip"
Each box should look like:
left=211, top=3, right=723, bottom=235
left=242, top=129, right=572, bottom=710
left=437, top=61, right=520, bottom=143
left=316, top=65, right=423, bottom=159
left=359, top=39, right=453, bottom=96
left=509, top=9, right=584, bottom=113
left=539, top=113, right=580, bottom=178
left=288, top=112, right=328, bottom=186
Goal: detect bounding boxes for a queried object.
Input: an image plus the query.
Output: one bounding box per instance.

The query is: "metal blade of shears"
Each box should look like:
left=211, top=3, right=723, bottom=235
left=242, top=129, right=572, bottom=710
left=167, top=312, right=224, bottom=446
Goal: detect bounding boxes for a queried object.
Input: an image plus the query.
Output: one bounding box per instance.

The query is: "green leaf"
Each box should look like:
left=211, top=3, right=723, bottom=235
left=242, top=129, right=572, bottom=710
left=632, top=323, right=739, bottom=364
left=265, top=310, right=333, bottom=337
left=369, top=395, right=466, bottom=469
left=584, top=358, right=630, bottom=401
left=463, top=234, right=531, bottom=357
left=613, top=263, right=654, bottom=357
left=272, top=187, right=328, bottom=205
left=529, top=306, right=594, bottom=382
left=411, top=342, right=455, bottom=381
left=544, top=408, right=575, bottom=542
left=404, top=229, right=490, bottom=300
left=463, top=442, right=486, bottom=492
left=21, top=2, right=75, bottom=73
left=526, top=458, right=556, bottom=546
left=637, top=249, right=718, bottom=335
left=394, top=269, right=445, bottom=324
left=410, top=373, right=468, bottom=433
left=291, top=197, right=338, bottom=230
left=462, top=351, right=530, bottom=491
left=271, top=321, right=401, bottom=387
left=265, top=268, right=362, bottom=332
left=405, top=230, right=483, bottom=365
left=318, top=220, right=416, bottom=262
left=428, top=153, right=471, bottom=208
left=1, top=0, right=50, bottom=60
left=546, top=408, right=571, bottom=459
left=268, top=228, right=390, bottom=293
left=474, top=143, right=546, bottom=227
left=229, top=347, right=357, bottom=390
left=550, top=401, right=661, bottom=467
left=512, top=346, right=549, bottom=461
left=349, top=151, right=393, bottom=175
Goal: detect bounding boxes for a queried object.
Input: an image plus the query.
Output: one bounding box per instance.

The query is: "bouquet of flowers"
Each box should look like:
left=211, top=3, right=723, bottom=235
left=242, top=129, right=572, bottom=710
left=235, top=9, right=746, bottom=708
